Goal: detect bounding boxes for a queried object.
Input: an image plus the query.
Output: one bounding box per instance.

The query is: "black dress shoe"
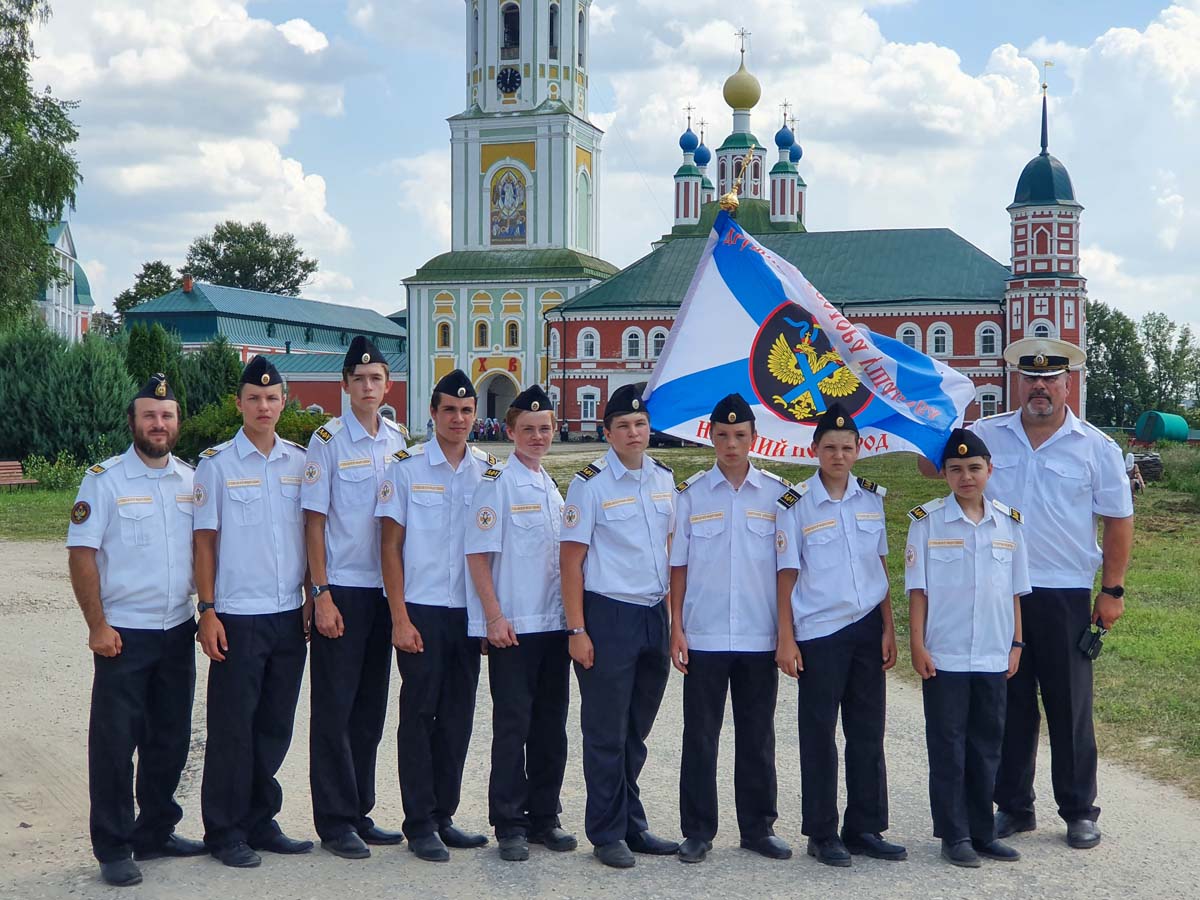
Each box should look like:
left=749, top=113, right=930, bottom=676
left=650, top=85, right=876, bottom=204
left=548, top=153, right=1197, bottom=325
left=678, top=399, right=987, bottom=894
left=807, top=836, right=851, bottom=867
left=941, top=839, right=981, bottom=868
left=740, top=835, right=792, bottom=860
left=678, top=837, right=711, bottom=863
left=841, top=831, right=907, bottom=861
left=133, top=833, right=207, bottom=860
left=408, top=832, right=450, bottom=862
left=1067, top=819, right=1101, bottom=849
left=499, top=835, right=530, bottom=861
left=250, top=832, right=314, bottom=854
left=322, top=832, right=370, bottom=859
left=99, top=858, right=142, bottom=887
left=972, top=838, right=1020, bottom=861
left=360, top=825, right=405, bottom=846
left=529, top=827, right=577, bottom=851
left=439, top=824, right=488, bottom=848
left=625, top=830, right=680, bottom=855
left=995, top=809, right=1036, bottom=839
left=212, top=841, right=262, bottom=868
left=593, top=840, right=635, bottom=868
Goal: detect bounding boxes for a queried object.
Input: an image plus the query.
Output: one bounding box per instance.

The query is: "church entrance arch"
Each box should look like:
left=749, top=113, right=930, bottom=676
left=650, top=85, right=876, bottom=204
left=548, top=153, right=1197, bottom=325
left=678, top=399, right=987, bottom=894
left=478, top=370, right=519, bottom=422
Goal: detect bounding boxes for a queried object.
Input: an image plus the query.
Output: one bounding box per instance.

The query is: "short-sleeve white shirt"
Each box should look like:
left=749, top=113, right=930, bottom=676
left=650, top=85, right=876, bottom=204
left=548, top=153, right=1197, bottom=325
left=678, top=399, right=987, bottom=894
left=670, top=464, right=784, bottom=652
left=301, top=413, right=407, bottom=588
left=192, top=428, right=307, bottom=615
left=969, top=409, right=1134, bottom=588
left=904, top=494, right=1033, bottom=672
left=374, top=439, right=493, bottom=609
left=464, top=455, right=565, bottom=637
left=66, top=445, right=196, bottom=630
left=561, top=449, right=675, bottom=607
left=775, top=473, right=890, bottom=641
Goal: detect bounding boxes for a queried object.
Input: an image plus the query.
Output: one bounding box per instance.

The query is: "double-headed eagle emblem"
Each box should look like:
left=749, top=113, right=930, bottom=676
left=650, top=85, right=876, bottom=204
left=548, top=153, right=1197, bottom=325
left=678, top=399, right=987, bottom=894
left=766, top=328, right=860, bottom=421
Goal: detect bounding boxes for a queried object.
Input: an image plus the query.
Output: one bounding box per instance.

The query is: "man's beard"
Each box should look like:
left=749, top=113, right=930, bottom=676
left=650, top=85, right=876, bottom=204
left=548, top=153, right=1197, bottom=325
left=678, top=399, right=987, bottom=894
left=133, top=428, right=177, bottom=458
left=1023, top=395, right=1056, bottom=420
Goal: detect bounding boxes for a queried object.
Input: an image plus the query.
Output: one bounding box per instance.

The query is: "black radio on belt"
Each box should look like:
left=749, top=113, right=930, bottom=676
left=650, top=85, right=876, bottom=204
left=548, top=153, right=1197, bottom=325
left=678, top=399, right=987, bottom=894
left=1077, top=619, right=1109, bottom=660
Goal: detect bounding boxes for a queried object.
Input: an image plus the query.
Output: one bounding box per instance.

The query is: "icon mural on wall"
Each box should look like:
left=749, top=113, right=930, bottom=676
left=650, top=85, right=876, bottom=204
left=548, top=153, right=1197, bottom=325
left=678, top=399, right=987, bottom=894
left=491, top=167, right=527, bottom=245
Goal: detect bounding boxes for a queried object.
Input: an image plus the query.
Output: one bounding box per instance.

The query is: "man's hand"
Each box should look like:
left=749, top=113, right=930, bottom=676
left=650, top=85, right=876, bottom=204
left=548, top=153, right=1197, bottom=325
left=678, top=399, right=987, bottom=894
left=1093, top=591, right=1125, bottom=630
left=911, top=644, right=936, bottom=679
left=569, top=632, right=594, bottom=669
left=198, top=611, right=228, bottom=662
left=315, top=591, right=344, bottom=639
left=670, top=627, right=689, bottom=675
left=89, top=623, right=122, bottom=658
left=881, top=626, right=898, bottom=671
left=776, top=639, right=804, bottom=678
left=486, top=614, right=519, bottom=649
left=392, top=619, right=424, bottom=654
left=1007, top=646, right=1022, bottom=679
left=302, top=598, right=313, bottom=642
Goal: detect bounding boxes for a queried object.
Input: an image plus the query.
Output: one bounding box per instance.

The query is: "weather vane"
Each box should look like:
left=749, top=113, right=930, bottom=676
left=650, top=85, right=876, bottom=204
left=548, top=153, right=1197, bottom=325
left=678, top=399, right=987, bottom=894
left=1042, top=59, right=1054, bottom=94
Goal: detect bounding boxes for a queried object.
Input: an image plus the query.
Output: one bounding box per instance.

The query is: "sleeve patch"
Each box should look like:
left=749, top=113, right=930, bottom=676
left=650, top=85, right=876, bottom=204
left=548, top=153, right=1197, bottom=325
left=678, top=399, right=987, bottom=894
left=70, top=501, right=91, bottom=524
left=303, top=462, right=321, bottom=484
left=564, top=504, right=580, bottom=527
left=905, top=545, right=917, bottom=567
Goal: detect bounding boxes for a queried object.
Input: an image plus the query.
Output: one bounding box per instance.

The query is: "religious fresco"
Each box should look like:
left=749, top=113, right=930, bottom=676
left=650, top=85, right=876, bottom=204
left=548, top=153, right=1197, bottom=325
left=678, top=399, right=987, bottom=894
left=491, top=167, right=527, bottom=245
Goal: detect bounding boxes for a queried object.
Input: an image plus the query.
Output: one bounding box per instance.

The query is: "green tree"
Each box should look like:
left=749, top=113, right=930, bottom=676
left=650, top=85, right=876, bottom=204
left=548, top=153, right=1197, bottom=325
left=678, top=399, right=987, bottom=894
left=113, top=260, right=176, bottom=321
left=0, top=1, right=82, bottom=326
left=1084, top=300, right=1151, bottom=427
left=125, top=322, right=188, bottom=416
left=179, top=336, right=241, bottom=413
left=88, top=310, right=119, bottom=337
left=176, top=395, right=326, bottom=462
left=1138, top=311, right=1200, bottom=413
left=183, top=220, right=318, bottom=295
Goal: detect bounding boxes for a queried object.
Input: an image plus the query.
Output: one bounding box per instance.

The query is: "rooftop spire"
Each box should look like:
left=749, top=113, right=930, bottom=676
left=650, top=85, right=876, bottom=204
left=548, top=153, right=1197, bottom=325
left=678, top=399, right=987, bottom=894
left=1040, top=59, right=1054, bottom=156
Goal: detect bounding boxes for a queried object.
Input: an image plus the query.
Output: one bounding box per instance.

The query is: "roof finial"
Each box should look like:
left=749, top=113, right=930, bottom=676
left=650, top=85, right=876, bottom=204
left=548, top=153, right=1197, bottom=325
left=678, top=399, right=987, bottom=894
left=683, top=102, right=695, bottom=130
left=735, top=27, right=751, bottom=59
left=780, top=98, right=792, bottom=125
left=698, top=117, right=708, bottom=143
left=1039, top=59, right=1053, bottom=156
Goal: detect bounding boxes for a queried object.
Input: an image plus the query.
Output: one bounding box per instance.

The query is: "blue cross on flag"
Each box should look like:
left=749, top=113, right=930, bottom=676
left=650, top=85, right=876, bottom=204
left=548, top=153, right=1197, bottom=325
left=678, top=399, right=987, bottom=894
left=644, top=210, right=976, bottom=464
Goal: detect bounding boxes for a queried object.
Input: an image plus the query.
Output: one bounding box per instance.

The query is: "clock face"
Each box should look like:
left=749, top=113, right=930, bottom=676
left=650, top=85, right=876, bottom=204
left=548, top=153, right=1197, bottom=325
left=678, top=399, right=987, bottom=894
left=496, top=66, right=522, bottom=95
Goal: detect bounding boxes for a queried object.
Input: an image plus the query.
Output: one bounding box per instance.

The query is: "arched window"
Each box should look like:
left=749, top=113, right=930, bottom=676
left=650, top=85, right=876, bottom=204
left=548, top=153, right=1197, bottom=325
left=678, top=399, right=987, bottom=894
left=549, top=329, right=561, bottom=359
left=978, top=390, right=1001, bottom=419
left=650, top=328, right=668, bottom=358
left=623, top=328, right=642, bottom=359
left=490, top=167, right=527, bottom=245
left=1033, top=322, right=1051, bottom=338
left=305, top=404, right=324, bottom=414
left=577, top=10, right=586, bottom=67
left=475, top=320, right=490, bottom=349
left=505, top=320, right=519, bottom=348
left=472, top=6, right=479, bottom=65
left=578, top=328, right=599, bottom=360
left=899, top=325, right=919, bottom=350
left=548, top=386, right=560, bottom=414
left=548, top=3, right=559, bottom=60
left=437, top=321, right=451, bottom=349
left=977, top=322, right=1000, bottom=357
left=379, top=405, right=397, bottom=421
left=501, top=2, right=520, bottom=60
left=576, top=170, right=592, bottom=251
left=1034, top=228, right=1050, bottom=255
left=579, top=386, right=600, bottom=421
left=929, top=324, right=951, bottom=356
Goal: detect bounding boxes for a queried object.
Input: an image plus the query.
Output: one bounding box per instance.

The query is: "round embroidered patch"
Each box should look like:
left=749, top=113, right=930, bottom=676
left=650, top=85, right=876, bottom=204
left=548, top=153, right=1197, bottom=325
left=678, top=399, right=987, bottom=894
left=564, top=504, right=580, bottom=528
left=70, top=500, right=91, bottom=525
left=775, top=530, right=787, bottom=554
left=193, top=484, right=207, bottom=507
left=303, top=462, right=321, bottom=484
left=378, top=480, right=394, bottom=503
left=477, top=506, right=497, bottom=530
left=905, top=545, right=917, bottom=568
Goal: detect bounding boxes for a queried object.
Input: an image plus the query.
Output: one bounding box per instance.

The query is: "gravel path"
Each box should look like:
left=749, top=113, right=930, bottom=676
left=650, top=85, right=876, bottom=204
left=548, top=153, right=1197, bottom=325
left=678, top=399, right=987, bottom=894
left=1, top=539, right=1195, bottom=899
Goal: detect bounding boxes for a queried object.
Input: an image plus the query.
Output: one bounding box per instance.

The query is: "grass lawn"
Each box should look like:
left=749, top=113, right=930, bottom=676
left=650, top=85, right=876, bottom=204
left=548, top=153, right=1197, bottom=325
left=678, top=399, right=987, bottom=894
left=5, top=446, right=1199, bottom=796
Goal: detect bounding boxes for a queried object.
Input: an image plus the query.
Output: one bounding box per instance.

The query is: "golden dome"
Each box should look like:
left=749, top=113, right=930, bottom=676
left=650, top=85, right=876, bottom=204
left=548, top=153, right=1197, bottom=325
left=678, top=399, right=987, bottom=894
left=723, top=59, right=761, bottom=110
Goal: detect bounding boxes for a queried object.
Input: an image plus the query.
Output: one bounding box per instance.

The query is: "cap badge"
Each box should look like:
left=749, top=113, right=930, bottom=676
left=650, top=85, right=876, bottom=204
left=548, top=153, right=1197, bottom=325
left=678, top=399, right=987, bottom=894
left=361, top=352, right=370, bottom=364
left=836, top=416, right=845, bottom=427
left=1035, top=353, right=1046, bottom=366
left=727, top=411, right=737, bottom=423
left=531, top=400, right=540, bottom=411
left=632, top=398, right=641, bottom=410
left=958, top=443, right=968, bottom=456
left=260, top=373, right=270, bottom=385
left=456, top=386, right=467, bottom=397
left=154, top=380, right=167, bottom=398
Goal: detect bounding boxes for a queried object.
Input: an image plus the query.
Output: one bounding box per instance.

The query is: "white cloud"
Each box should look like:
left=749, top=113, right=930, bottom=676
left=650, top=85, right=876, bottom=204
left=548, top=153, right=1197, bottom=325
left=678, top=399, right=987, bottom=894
left=384, top=150, right=453, bottom=256
left=277, top=18, right=329, bottom=54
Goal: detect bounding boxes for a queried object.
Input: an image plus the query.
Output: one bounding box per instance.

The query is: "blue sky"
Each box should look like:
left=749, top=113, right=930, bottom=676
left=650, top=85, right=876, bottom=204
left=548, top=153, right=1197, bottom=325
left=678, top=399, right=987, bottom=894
left=31, top=1, right=1200, bottom=333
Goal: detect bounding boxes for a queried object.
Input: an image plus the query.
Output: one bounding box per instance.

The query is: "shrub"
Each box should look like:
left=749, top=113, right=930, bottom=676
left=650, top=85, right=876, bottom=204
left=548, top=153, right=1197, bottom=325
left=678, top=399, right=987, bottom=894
left=175, top=395, right=328, bottom=463
left=23, top=450, right=86, bottom=491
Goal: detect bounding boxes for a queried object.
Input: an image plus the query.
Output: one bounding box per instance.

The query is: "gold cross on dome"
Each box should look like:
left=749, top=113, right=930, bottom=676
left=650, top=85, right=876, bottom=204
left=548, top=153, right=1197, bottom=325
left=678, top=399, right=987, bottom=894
left=735, top=27, right=751, bottom=57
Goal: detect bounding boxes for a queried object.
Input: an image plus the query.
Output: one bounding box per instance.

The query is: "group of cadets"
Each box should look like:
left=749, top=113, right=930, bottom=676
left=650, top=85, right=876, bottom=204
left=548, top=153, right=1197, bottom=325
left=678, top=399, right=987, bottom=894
left=66, top=335, right=1125, bottom=887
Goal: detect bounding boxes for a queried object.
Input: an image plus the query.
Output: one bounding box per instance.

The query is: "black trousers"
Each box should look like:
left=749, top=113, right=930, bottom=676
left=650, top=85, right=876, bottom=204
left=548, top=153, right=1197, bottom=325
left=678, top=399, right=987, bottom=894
left=575, top=592, right=670, bottom=847
left=89, top=618, right=197, bottom=863
left=679, top=650, right=779, bottom=842
left=922, top=671, right=1007, bottom=843
left=995, top=587, right=1100, bottom=822
left=201, top=609, right=307, bottom=848
left=487, top=632, right=571, bottom=838
left=309, top=585, right=393, bottom=840
left=394, top=604, right=481, bottom=839
left=794, top=605, right=889, bottom=839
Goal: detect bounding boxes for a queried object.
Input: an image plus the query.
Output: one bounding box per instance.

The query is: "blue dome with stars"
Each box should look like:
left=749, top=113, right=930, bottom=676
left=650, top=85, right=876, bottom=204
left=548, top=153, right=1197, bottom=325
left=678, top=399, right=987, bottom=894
left=693, top=141, right=711, bottom=166
left=679, top=127, right=700, bottom=153
left=774, top=123, right=795, bottom=149
left=790, top=142, right=803, bottom=163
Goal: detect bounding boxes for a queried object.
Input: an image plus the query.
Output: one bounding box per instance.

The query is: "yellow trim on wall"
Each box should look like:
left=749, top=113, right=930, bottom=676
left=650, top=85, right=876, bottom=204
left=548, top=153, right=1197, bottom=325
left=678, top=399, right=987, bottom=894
left=539, top=290, right=564, bottom=313
left=481, top=142, right=536, bottom=174
left=434, top=291, right=456, bottom=319
left=501, top=290, right=524, bottom=315
left=434, top=357, right=456, bottom=381
left=575, top=147, right=592, bottom=174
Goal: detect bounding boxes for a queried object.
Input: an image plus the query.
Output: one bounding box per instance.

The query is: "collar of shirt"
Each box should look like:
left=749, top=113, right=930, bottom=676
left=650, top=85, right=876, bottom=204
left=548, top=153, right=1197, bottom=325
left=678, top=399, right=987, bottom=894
left=120, top=444, right=182, bottom=480
left=504, top=454, right=546, bottom=487
left=1003, top=406, right=1084, bottom=453
left=943, top=493, right=1003, bottom=529
left=425, top=436, right=472, bottom=473
left=234, top=426, right=288, bottom=462
left=344, top=411, right=387, bottom=444
left=605, top=447, right=635, bottom=481
left=705, top=462, right=763, bottom=492
left=806, top=472, right=861, bottom=506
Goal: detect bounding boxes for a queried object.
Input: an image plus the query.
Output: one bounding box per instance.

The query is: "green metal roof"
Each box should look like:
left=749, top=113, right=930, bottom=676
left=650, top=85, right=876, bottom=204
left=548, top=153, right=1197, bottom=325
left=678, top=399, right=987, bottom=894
left=770, top=160, right=798, bottom=176
left=673, top=163, right=701, bottom=178
left=666, top=199, right=805, bottom=239
left=406, top=248, right=619, bottom=284
left=45, top=221, right=68, bottom=246
left=1010, top=152, right=1079, bottom=209
left=269, top=351, right=407, bottom=374
left=715, top=132, right=762, bottom=152
left=560, top=225, right=1010, bottom=314
left=73, top=262, right=94, bottom=307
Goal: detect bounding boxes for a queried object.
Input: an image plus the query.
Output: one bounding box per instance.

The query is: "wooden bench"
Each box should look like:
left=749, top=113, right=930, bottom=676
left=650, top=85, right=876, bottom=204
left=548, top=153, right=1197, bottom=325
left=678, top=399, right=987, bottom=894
left=0, top=460, right=39, bottom=489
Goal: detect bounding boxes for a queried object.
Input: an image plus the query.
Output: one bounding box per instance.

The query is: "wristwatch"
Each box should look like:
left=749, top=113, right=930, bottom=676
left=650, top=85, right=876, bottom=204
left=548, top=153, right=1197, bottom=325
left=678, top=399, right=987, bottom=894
left=197, top=601, right=215, bottom=615
left=1011, top=640, right=1025, bottom=649
left=310, top=584, right=331, bottom=602
left=566, top=626, right=587, bottom=636
left=1100, top=585, right=1125, bottom=599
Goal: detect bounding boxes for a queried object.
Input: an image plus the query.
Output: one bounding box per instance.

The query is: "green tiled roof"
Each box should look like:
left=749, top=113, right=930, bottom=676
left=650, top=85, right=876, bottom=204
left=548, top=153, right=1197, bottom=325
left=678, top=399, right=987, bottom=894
left=269, top=351, right=407, bottom=374
left=560, top=225, right=1010, bottom=314
left=73, top=262, right=94, bottom=307
left=667, top=199, right=805, bottom=238
left=715, top=132, right=762, bottom=152
left=45, top=221, right=68, bottom=246
left=406, top=248, right=619, bottom=284
left=674, top=163, right=701, bottom=178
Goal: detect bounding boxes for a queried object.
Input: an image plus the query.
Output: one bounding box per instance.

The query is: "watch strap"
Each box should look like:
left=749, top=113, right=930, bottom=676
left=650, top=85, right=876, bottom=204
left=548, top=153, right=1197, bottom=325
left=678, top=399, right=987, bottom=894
left=197, top=601, right=215, bottom=614
left=1100, top=585, right=1125, bottom=599
left=566, top=626, right=586, bottom=636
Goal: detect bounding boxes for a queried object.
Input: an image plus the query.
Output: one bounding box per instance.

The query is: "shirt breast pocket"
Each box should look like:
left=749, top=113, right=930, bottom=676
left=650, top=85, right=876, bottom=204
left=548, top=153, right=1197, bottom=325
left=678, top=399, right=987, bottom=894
left=510, top=511, right=545, bottom=556
left=117, top=502, right=155, bottom=547
left=603, top=500, right=637, bottom=522
left=803, top=527, right=843, bottom=570
left=228, top=485, right=265, bottom=527
left=336, top=465, right=376, bottom=506
left=280, top=479, right=303, bottom=522
left=928, top=544, right=965, bottom=587
left=855, top=515, right=884, bottom=551
left=745, top=513, right=776, bottom=559
left=409, top=490, right=446, bottom=529
left=1045, top=459, right=1089, bottom=504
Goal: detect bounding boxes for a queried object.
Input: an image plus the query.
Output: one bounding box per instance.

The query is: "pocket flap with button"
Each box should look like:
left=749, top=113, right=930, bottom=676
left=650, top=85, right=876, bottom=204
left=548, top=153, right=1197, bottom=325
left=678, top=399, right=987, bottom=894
left=804, top=525, right=842, bottom=568
left=411, top=489, right=445, bottom=507
left=510, top=510, right=542, bottom=530
left=929, top=543, right=964, bottom=563
left=117, top=501, right=154, bottom=521
left=745, top=512, right=775, bottom=537
left=690, top=512, right=726, bottom=539
left=603, top=498, right=637, bottom=521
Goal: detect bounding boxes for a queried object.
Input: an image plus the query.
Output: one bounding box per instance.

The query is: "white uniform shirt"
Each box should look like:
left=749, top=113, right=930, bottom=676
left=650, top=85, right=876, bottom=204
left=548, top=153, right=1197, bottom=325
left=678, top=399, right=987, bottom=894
left=561, top=449, right=675, bottom=607
left=374, top=439, right=494, bottom=609
left=464, top=455, right=565, bottom=637
left=669, top=464, right=786, bottom=652
left=775, top=473, right=890, bottom=641
left=969, top=409, right=1133, bottom=589
left=192, top=428, right=307, bottom=615
left=301, top=413, right=407, bottom=588
left=66, top=445, right=196, bottom=630
left=904, top=494, right=1033, bottom=673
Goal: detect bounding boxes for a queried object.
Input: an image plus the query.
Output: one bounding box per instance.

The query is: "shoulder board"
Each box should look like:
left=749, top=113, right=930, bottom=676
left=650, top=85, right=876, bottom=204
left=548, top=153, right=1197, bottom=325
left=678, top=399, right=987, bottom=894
left=313, top=417, right=345, bottom=444
left=759, top=468, right=792, bottom=487
left=649, top=455, right=673, bottom=474
left=908, top=496, right=946, bottom=522
left=857, top=476, right=886, bottom=497
left=199, top=439, right=233, bottom=459
left=86, top=455, right=122, bottom=476
left=174, top=458, right=195, bottom=471
left=675, top=471, right=706, bottom=494
left=392, top=420, right=410, bottom=439
left=979, top=409, right=1017, bottom=422
left=482, top=467, right=504, bottom=481
left=574, top=457, right=608, bottom=481
left=470, top=446, right=498, bottom=465
left=391, top=445, right=424, bottom=463
left=281, top=438, right=306, bottom=451
left=992, top=498, right=1023, bottom=524
left=776, top=482, right=809, bottom=509
left=1080, top=420, right=1117, bottom=443
left=549, top=473, right=559, bottom=489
